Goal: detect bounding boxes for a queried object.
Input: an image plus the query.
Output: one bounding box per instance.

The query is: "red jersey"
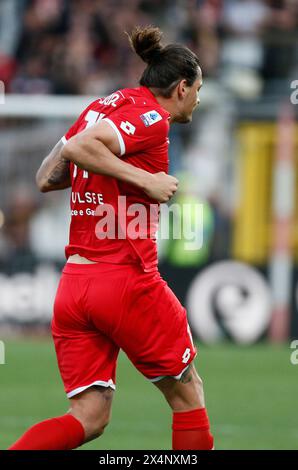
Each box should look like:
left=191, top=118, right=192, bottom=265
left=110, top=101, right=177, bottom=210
left=62, top=86, right=170, bottom=272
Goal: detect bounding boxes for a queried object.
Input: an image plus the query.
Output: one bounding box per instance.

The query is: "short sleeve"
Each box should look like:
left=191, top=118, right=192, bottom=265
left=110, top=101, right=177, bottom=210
left=102, top=107, right=169, bottom=157
left=61, top=102, right=95, bottom=144
left=61, top=121, right=80, bottom=145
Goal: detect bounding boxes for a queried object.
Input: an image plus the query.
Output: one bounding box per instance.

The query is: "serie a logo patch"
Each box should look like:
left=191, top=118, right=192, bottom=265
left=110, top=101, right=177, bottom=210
left=140, top=110, right=162, bottom=127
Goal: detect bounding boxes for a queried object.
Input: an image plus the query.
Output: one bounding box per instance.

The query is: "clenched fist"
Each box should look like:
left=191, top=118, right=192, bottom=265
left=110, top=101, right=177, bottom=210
left=143, top=172, right=179, bottom=203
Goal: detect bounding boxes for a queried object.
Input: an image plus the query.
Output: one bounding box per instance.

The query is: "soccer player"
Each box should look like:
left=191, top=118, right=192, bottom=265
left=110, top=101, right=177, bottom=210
left=9, top=26, right=214, bottom=451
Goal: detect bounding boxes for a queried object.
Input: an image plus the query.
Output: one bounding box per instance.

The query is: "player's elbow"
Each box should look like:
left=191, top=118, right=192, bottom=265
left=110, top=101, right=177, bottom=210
left=36, top=180, right=51, bottom=193
left=35, top=169, right=50, bottom=193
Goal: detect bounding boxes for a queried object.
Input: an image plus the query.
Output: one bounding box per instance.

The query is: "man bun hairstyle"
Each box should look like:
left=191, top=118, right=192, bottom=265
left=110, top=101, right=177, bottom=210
left=127, top=25, right=163, bottom=64
left=127, top=25, right=201, bottom=98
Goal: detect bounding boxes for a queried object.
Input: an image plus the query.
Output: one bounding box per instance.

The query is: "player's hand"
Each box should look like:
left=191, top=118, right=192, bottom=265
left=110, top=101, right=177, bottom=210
left=143, top=172, right=179, bottom=203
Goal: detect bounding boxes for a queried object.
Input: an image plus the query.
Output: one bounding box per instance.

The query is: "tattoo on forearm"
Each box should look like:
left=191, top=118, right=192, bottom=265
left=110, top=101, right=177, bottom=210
left=37, top=140, right=71, bottom=191
left=47, top=159, right=70, bottom=186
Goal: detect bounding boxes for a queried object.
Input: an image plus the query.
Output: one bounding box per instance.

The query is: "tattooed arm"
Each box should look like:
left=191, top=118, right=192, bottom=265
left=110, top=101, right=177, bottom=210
left=36, top=140, right=71, bottom=193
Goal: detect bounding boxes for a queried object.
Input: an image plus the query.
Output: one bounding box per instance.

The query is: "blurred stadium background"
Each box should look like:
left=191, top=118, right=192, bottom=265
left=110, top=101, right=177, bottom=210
left=0, top=0, right=298, bottom=450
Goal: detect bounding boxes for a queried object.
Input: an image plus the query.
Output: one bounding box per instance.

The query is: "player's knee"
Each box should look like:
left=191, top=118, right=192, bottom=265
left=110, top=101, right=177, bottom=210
left=69, top=387, right=113, bottom=441
left=71, top=405, right=111, bottom=441
left=87, top=412, right=110, bottom=440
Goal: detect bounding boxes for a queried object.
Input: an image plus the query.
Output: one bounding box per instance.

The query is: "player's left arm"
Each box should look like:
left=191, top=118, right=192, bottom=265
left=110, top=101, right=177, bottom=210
left=36, top=104, right=86, bottom=193
left=36, top=140, right=71, bottom=192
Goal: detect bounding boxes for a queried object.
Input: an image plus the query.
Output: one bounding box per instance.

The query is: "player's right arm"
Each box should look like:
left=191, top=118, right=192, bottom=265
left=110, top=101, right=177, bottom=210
left=62, top=120, right=178, bottom=203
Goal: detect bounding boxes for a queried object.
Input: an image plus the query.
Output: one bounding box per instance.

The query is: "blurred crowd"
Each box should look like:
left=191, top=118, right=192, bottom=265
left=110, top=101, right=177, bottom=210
left=0, top=0, right=298, bottom=97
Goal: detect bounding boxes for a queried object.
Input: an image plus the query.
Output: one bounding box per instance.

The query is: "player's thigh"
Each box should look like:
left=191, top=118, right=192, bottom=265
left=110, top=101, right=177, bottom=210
left=115, top=271, right=197, bottom=382
left=52, top=270, right=120, bottom=397
left=153, top=362, right=205, bottom=411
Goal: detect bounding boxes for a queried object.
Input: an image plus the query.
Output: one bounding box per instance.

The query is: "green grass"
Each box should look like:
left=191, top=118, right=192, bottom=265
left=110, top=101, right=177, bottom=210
left=0, top=339, right=297, bottom=450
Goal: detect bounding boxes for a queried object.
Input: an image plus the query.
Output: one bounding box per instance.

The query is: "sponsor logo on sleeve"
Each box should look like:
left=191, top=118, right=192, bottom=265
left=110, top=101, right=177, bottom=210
left=140, top=110, right=162, bottom=127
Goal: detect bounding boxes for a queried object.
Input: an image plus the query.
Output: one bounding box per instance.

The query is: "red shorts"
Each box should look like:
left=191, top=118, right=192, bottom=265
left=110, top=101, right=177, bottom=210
left=52, top=262, right=197, bottom=398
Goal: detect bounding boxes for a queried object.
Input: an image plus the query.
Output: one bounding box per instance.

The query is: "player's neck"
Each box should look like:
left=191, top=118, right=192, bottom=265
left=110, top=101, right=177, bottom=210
left=148, top=88, right=176, bottom=124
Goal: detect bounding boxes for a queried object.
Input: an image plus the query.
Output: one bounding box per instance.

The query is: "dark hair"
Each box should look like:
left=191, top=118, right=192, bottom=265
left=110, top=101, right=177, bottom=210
left=127, top=26, right=201, bottom=98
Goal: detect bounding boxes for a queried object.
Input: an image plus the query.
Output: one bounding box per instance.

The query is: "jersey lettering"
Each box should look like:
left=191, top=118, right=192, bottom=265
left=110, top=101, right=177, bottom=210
left=73, top=111, right=105, bottom=179
left=98, top=93, right=120, bottom=108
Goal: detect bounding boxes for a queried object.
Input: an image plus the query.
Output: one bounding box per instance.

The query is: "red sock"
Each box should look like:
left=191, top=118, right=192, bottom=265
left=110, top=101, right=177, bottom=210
left=172, top=408, right=214, bottom=450
left=9, top=414, right=85, bottom=450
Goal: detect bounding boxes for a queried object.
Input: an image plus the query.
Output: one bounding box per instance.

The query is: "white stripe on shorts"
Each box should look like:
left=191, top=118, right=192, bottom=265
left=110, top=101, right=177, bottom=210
left=148, top=364, right=192, bottom=383
left=67, top=379, right=116, bottom=398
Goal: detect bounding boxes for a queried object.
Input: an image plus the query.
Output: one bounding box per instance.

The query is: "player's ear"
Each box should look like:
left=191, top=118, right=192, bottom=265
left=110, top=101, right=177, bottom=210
left=177, top=79, right=188, bottom=100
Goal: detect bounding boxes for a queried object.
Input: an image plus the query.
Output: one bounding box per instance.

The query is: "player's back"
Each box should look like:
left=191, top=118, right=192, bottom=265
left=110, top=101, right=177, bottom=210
left=63, top=86, right=171, bottom=272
